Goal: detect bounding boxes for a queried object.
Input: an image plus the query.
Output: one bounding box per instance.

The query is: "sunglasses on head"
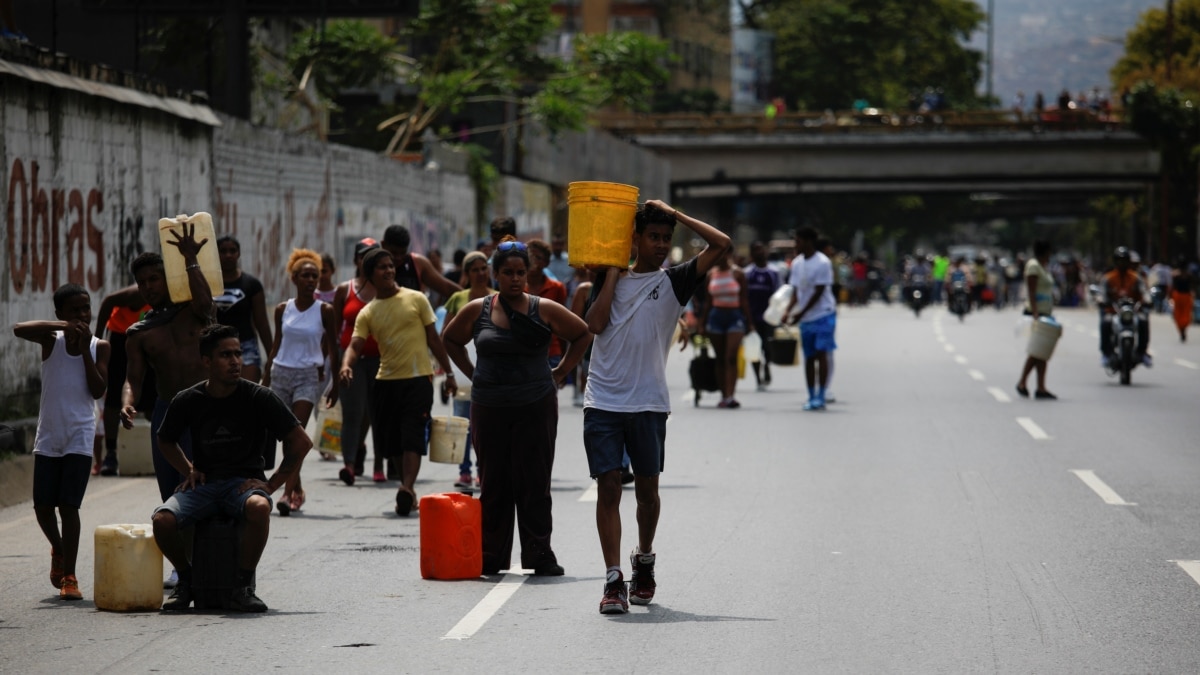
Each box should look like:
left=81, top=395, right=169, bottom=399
left=497, top=241, right=527, bottom=252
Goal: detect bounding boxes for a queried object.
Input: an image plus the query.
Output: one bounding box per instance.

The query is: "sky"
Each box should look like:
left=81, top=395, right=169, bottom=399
left=970, top=0, right=1164, bottom=105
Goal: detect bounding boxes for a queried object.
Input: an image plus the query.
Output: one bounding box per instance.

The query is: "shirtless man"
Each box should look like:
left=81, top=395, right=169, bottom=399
left=120, top=223, right=215, bottom=508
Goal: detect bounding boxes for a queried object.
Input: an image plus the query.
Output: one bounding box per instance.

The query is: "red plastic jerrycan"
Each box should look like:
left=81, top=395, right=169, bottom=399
left=419, top=492, right=482, bottom=580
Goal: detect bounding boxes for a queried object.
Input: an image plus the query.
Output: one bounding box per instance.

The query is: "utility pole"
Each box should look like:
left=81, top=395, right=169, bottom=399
left=986, top=0, right=995, bottom=103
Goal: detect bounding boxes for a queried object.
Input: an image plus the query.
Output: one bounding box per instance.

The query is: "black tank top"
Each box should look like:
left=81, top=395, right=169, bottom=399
left=471, top=296, right=555, bottom=407
left=396, top=253, right=421, bottom=291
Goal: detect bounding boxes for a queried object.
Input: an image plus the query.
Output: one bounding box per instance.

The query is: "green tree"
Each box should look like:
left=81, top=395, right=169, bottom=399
left=381, top=0, right=670, bottom=155
left=748, top=0, right=986, bottom=111
left=286, top=20, right=399, bottom=101
left=1112, top=0, right=1200, bottom=96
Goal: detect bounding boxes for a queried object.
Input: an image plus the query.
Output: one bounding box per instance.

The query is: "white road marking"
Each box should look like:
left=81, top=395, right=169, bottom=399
left=955, top=355, right=968, bottom=365
left=1069, top=470, right=1136, bottom=506
left=936, top=334, right=946, bottom=343
left=579, top=483, right=598, bottom=502
left=1016, top=417, right=1051, bottom=440
left=944, top=344, right=956, bottom=353
left=442, top=573, right=530, bottom=640
left=969, top=369, right=986, bottom=381
left=1175, top=358, right=1198, bottom=370
left=1170, top=561, right=1200, bottom=588
left=1074, top=325, right=1087, bottom=333
left=986, top=386, right=1010, bottom=402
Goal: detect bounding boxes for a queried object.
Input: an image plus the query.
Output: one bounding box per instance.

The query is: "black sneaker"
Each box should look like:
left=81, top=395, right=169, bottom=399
left=620, top=467, right=635, bottom=485
left=532, top=562, right=564, bottom=576
left=161, top=582, right=192, bottom=611
left=228, top=585, right=268, bottom=613
left=99, top=454, right=119, bottom=476
left=629, top=548, right=656, bottom=606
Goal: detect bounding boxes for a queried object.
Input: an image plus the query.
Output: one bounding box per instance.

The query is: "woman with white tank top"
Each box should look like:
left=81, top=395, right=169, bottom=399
left=263, top=249, right=340, bottom=515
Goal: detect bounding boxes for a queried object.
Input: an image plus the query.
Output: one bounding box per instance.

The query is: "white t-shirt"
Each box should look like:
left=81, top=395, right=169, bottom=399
left=788, top=251, right=836, bottom=323
left=585, top=259, right=701, bottom=413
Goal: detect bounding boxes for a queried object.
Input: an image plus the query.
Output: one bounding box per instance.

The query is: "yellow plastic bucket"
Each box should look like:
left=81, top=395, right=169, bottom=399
left=429, top=416, right=469, bottom=464
left=567, top=181, right=639, bottom=268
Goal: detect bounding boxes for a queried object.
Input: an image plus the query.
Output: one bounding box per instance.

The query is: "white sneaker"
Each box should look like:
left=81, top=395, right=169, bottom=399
left=164, top=569, right=179, bottom=589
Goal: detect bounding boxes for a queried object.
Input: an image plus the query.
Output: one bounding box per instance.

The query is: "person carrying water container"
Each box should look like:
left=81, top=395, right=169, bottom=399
left=584, top=200, right=730, bottom=614
left=442, top=237, right=591, bottom=576
left=1015, top=240, right=1058, bottom=400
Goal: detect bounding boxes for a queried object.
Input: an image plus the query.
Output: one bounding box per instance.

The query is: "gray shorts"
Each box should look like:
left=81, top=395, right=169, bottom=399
left=152, top=477, right=271, bottom=529
left=270, top=363, right=321, bottom=406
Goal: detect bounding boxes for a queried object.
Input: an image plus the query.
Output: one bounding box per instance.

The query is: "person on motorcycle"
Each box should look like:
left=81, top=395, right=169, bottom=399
left=905, top=256, right=931, bottom=305
left=1099, top=246, right=1151, bottom=369
left=945, top=258, right=972, bottom=313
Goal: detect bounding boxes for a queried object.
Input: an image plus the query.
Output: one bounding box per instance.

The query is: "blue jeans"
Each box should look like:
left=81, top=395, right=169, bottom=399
left=454, top=398, right=473, bottom=475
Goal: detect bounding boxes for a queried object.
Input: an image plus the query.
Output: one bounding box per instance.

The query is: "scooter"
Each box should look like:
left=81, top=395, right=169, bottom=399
left=1105, top=298, right=1144, bottom=385
left=948, top=281, right=970, bottom=322
left=906, top=275, right=928, bottom=318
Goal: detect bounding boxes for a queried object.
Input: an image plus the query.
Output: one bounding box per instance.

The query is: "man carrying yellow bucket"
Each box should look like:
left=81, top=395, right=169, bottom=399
left=582, top=196, right=730, bottom=614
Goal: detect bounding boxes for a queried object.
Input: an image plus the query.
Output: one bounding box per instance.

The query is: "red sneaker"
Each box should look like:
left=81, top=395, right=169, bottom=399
left=59, top=574, right=82, bottom=600
left=599, top=570, right=628, bottom=614
left=629, top=549, right=656, bottom=606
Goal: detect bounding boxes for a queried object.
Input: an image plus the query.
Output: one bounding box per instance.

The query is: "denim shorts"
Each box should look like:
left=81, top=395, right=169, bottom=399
left=800, top=313, right=837, bottom=358
left=270, top=363, right=322, bottom=406
left=241, top=339, right=262, bottom=367
left=583, top=408, right=667, bottom=477
left=705, top=307, right=746, bottom=335
left=153, top=477, right=272, bottom=529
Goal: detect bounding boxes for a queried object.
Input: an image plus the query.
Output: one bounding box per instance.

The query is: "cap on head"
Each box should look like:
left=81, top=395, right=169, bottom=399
left=355, top=237, right=379, bottom=258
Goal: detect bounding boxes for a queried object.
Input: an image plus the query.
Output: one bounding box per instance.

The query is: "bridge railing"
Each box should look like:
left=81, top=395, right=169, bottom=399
left=593, top=109, right=1125, bottom=136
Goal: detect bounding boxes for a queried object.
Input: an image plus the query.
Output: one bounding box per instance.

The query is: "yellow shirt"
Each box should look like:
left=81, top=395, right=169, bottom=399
left=352, top=288, right=436, bottom=380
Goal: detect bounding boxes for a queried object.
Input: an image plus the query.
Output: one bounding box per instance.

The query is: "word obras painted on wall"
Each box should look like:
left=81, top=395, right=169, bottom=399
left=6, top=158, right=105, bottom=294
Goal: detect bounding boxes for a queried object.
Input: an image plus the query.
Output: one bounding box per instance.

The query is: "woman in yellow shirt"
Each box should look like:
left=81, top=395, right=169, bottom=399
left=339, top=249, right=457, bottom=516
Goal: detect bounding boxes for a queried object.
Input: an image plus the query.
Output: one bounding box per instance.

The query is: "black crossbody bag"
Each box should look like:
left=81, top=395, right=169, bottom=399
left=495, top=294, right=552, bottom=349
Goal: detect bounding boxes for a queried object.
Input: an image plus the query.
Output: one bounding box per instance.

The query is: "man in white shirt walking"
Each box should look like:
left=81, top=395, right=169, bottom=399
left=584, top=200, right=729, bottom=615
left=785, top=227, right=837, bottom=410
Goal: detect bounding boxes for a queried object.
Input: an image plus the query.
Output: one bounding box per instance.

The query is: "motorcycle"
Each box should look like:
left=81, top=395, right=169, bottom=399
left=1105, top=298, right=1145, bottom=385
left=906, top=275, right=928, bottom=318
left=948, top=281, right=970, bottom=322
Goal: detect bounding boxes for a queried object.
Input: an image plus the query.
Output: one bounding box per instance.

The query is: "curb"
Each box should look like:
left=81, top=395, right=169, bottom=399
left=0, top=454, right=34, bottom=509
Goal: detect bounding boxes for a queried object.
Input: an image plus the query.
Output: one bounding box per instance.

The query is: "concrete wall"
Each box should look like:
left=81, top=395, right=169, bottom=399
left=1, top=76, right=212, bottom=414
left=521, top=123, right=671, bottom=201
left=492, top=176, right=553, bottom=242
left=212, top=115, right=476, bottom=302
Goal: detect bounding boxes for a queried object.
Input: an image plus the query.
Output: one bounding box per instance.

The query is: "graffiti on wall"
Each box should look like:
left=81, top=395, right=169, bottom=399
left=6, top=158, right=105, bottom=294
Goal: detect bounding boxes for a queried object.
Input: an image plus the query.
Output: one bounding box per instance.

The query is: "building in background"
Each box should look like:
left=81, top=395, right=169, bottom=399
left=731, top=27, right=772, bottom=114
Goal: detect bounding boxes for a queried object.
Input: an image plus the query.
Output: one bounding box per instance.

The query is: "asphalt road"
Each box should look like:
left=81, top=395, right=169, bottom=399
left=2, top=302, right=1199, bottom=674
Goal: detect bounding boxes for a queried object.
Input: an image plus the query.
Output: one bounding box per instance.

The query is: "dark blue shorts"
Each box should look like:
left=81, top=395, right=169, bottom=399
left=152, top=477, right=272, bottom=529
left=583, top=408, right=667, bottom=478
left=33, top=454, right=92, bottom=509
left=705, top=307, right=746, bottom=335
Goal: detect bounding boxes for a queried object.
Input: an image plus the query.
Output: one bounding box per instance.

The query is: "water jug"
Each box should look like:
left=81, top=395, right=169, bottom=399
left=429, top=416, right=469, bottom=464
left=420, top=493, right=482, bottom=580
left=1026, top=316, right=1063, bottom=360
left=115, top=417, right=155, bottom=476
left=94, top=524, right=163, bottom=611
left=567, top=182, right=639, bottom=268
left=157, top=212, right=223, bottom=304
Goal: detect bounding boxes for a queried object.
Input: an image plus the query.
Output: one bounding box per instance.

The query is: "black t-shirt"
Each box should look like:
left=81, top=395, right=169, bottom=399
left=158, top=380, right=300, bottom=481
left=214, top=272, right=264, bottom=341
left=395, top=253, right=421, bottom=291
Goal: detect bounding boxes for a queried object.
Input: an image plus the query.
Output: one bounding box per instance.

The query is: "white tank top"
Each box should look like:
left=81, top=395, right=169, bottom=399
left=33, top=332, right=100, bottom=457
left=274, top=299, right=325, bottom=369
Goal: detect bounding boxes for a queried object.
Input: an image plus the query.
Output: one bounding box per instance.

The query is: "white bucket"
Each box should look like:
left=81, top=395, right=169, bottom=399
left=1026, top=317, right=1063, bottom=360
left=429, top=416, right=469, bottom=464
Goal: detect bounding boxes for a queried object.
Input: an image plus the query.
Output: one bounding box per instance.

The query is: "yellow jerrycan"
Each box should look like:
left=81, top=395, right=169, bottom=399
left=157, top=212, right=223, bottom=303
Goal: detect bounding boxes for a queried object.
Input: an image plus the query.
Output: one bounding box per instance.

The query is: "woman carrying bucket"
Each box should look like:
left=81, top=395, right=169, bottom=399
left=442, top=237, right=592, bottom=576
left=439, top=251, right=495, bottom=489
left=1015, top=240, right=1058, bottom=400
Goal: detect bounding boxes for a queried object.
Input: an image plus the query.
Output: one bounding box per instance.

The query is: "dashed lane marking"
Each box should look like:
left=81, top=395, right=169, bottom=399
left=442, top=572, right=530, bottom=640
left=969, top=369, right=986, bottom=381
left=986, top=386, right=1010, bottom=402
left=1016, top=416, right=1051, bottom=440
left=1176, top=358, right=1198, bottom=370
left=944, top=344, right=956, bottom=353
left=954, top=355, right=968, bottom=365
left=1069, top=470, right=1136, bottom=506
left=579, top=483, right=598, bottom=502
left=1170, top=561, right=1200, bottom=588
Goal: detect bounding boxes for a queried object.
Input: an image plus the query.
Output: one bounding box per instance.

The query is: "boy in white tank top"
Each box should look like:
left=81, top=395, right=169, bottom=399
left=14, top=283, right=111, bottom=601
